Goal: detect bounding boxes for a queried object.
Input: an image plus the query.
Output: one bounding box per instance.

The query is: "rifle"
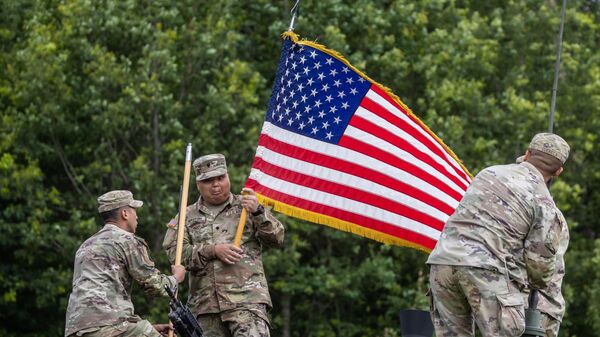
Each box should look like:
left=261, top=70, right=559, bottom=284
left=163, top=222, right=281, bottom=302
left=165, top=286, right=204, bottom=337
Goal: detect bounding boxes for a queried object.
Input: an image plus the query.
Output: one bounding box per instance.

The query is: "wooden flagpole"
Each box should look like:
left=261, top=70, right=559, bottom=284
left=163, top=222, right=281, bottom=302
left=233, top=209, right=247, bottom=247
left=233, top=191, right=249, bottom=247
left=168, top=143, right=192, bottom=337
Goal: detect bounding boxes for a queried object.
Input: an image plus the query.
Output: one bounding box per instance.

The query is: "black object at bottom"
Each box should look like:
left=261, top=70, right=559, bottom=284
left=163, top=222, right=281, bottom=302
left=399, top=309, right=434, bottom=337
left=165, top=286, right=204, bottom=337
left=522, top=290, right=545, bottom=337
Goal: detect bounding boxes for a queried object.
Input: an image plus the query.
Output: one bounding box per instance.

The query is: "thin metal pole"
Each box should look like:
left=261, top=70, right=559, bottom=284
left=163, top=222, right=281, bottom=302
left=549, top=0, right=567, bottom=133
left=288, top=0, right=302, bottom=31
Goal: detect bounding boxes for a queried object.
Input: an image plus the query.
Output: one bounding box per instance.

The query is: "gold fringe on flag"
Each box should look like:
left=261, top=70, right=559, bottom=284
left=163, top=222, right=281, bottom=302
left=257, top=194, right=432, bottom=253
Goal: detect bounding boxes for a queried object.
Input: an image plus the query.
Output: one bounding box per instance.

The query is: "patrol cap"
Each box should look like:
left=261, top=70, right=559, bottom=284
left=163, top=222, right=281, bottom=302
left=528, top=133, right=570, bottom=164
left=97, top=190, right=143, bottom=213
left=193, top=153, right=228, bottom=181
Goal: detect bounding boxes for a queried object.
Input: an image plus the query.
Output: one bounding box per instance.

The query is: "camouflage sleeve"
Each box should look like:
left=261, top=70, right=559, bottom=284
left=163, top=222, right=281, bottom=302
left=162, top=215, right=216, bottom=271
left=125, top=237, right=177, bottom=297
left=524, top=201, right=562, bottom=289
left=252, top=208, right=285, bottom=248
left=537, top=210, right=570, bottom=320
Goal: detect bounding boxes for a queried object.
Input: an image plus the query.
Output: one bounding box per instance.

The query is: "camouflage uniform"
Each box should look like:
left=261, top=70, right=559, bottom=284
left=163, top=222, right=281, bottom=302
left=428, top=166, right=563, bottom=335
left=516, top=155, right=570, bottom=337
left=535, top=210, right=569, bottom=337
left=65, top=191, right=177, bottom=337
left=427, top=133, right=569, bottom=337
left=163, top=154, right=284, bottom=337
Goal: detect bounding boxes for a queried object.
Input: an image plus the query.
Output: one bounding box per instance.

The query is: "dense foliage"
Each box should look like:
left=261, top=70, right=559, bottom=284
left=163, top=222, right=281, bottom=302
left=1, top=1, right=599, bottom=336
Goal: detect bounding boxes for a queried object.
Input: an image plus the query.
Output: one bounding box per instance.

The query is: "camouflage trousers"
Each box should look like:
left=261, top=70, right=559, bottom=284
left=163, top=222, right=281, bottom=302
left=540, top=312, right=561, bottom=337
left=428, top=265, right=526, bottom=337
left=197, top=308, right=270, bottom=337
left=69, top=319, right=162, bottom=337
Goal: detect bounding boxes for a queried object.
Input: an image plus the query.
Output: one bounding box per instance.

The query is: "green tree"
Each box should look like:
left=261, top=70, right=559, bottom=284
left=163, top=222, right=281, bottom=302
left=1, top=1, right=599, bottom=336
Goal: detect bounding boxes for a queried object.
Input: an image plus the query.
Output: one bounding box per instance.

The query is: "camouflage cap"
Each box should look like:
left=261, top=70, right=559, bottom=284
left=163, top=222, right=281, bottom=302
left=528, top=133, right=570, bottom=164
left=97, top=190, right=143, bottom=213
left=193, top=153, right=228, bottom=181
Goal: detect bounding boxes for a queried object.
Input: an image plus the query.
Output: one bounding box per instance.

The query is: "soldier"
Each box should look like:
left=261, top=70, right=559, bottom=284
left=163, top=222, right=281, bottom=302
left=65, top=190, right=186, bottom=337
left=163, top=153, right=284, bottom=337
left=537, top=209, right=569, bottom=337
left=516, top=155, right=570, bottom=337
left=426, top=133, right=570, bottom=337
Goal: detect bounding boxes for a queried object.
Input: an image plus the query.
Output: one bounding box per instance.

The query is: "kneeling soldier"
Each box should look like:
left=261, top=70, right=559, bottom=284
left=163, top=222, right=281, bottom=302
left=65, top=190, right=186, bottom=337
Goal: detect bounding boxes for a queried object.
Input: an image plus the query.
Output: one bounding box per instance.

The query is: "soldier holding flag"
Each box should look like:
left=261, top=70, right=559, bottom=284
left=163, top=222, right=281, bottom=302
left=163, top=153, right=284, bottom=337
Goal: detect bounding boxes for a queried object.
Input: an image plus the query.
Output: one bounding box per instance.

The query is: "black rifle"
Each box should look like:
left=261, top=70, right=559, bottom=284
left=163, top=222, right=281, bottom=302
left=165, top=286, right=204, bottom=337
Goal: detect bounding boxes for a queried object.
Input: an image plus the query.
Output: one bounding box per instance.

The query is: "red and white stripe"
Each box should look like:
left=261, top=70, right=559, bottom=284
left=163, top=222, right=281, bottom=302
left=247, top=84, right=471, bottom=250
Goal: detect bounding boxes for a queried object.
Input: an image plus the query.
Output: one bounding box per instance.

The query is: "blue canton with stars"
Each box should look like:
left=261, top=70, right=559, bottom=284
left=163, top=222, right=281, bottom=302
left=266, top=39, right=371, bottom=144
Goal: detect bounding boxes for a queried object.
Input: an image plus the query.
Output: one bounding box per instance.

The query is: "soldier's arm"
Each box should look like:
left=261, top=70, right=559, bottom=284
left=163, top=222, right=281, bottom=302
left=162, top=215, right=216, bottom=271
left=240, top=188, right=285, bottom=247
left=524, top=201, right=562, bottom=289
left=252, top=208, right=285, bottom=248
left=125, top=238, right=178, bottom=297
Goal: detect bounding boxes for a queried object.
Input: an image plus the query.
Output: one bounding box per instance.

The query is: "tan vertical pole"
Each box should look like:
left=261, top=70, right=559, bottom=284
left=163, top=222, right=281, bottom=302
left=233, top=208, right=248, bottom=247
left=174, top=143, right=193, bottom=265
left=168, top=143, right=192, bottom=337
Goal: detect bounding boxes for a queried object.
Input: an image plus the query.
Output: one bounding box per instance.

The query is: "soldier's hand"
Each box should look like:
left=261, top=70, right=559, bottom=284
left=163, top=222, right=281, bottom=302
left=152, top=323, right=173, bottom=336
left=241, top=188, right=259, bottom=213
left=215, top=243, right=243, bottom=264
left=171, top=265, right=186, bottom=283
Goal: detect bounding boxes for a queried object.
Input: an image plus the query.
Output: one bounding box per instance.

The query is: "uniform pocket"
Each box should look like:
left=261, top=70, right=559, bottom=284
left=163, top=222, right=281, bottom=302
left=496, top=292, right=525, bottom=337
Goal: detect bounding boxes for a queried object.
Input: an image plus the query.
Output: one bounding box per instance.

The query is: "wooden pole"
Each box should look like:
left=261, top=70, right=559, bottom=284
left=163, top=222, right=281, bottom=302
left=233, top=191, right=251, bottom=247
left=174, top=143, right=193, bottom=265
left=168, top=143, right=192, bottom=337
left=233, top=208, right=247, bottom=247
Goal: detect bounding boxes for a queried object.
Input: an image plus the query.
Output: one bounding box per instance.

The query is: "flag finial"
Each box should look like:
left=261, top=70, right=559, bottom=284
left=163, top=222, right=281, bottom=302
left=288, top=0, right=302, bottom=32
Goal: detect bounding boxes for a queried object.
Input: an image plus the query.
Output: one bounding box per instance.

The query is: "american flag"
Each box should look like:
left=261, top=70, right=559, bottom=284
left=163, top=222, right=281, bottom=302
left=245, top=33, right=471, bottom=252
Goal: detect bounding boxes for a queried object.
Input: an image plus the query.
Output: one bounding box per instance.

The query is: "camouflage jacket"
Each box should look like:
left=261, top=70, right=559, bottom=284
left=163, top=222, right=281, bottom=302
left=64, top=224, right=177, bottom=337
left=163, top=194, right=284, bottom=320
left=427, top=162, right=562, bottom=289
left=537, top=209, right=569, bottom=321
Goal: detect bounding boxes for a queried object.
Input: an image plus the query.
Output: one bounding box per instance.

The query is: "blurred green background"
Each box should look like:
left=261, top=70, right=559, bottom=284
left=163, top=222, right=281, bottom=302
left=1, top=1, right=599, bottom=336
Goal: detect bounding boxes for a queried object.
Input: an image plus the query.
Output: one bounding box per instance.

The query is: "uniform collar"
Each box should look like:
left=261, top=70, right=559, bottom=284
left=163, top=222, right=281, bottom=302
left=520, top=161, right=547, bottom=184
left=103, top=223, right=133, bottom=236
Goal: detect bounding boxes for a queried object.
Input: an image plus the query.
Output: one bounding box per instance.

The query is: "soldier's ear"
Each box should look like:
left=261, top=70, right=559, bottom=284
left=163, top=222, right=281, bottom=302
left=553, top=166, right=564, bottom=177
left=120, top=207, right=130, bottom=221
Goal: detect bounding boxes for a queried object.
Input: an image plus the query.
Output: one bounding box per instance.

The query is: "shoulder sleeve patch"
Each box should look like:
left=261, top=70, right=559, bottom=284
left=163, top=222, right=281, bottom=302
left=167, top=217, right=178, bottom=229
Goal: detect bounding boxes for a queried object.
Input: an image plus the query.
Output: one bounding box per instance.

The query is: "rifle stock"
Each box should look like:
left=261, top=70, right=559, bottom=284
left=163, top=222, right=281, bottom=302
left=165, top=286, right=204, bottom=337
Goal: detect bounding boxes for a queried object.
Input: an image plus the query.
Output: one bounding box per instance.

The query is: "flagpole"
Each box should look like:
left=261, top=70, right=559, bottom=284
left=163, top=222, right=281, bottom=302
left=524, top=3, right=568, bottom=336
left=549, top=0, right=567, bottom=133
left=288, top=0, right=302, bottom=31
left=168, top=143, right=192, bottom=337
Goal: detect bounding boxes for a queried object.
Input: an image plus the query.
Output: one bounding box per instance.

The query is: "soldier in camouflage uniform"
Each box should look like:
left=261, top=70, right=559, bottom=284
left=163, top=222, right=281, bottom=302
left=426, top=133, right=570, bottom=337
left=163, top=153, right=284, bottom=337
left=64, top=190, right=186, bottom=337
left=516, top=155, right=570, bottom=337
left=537, top=209, right=569, bottom=337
